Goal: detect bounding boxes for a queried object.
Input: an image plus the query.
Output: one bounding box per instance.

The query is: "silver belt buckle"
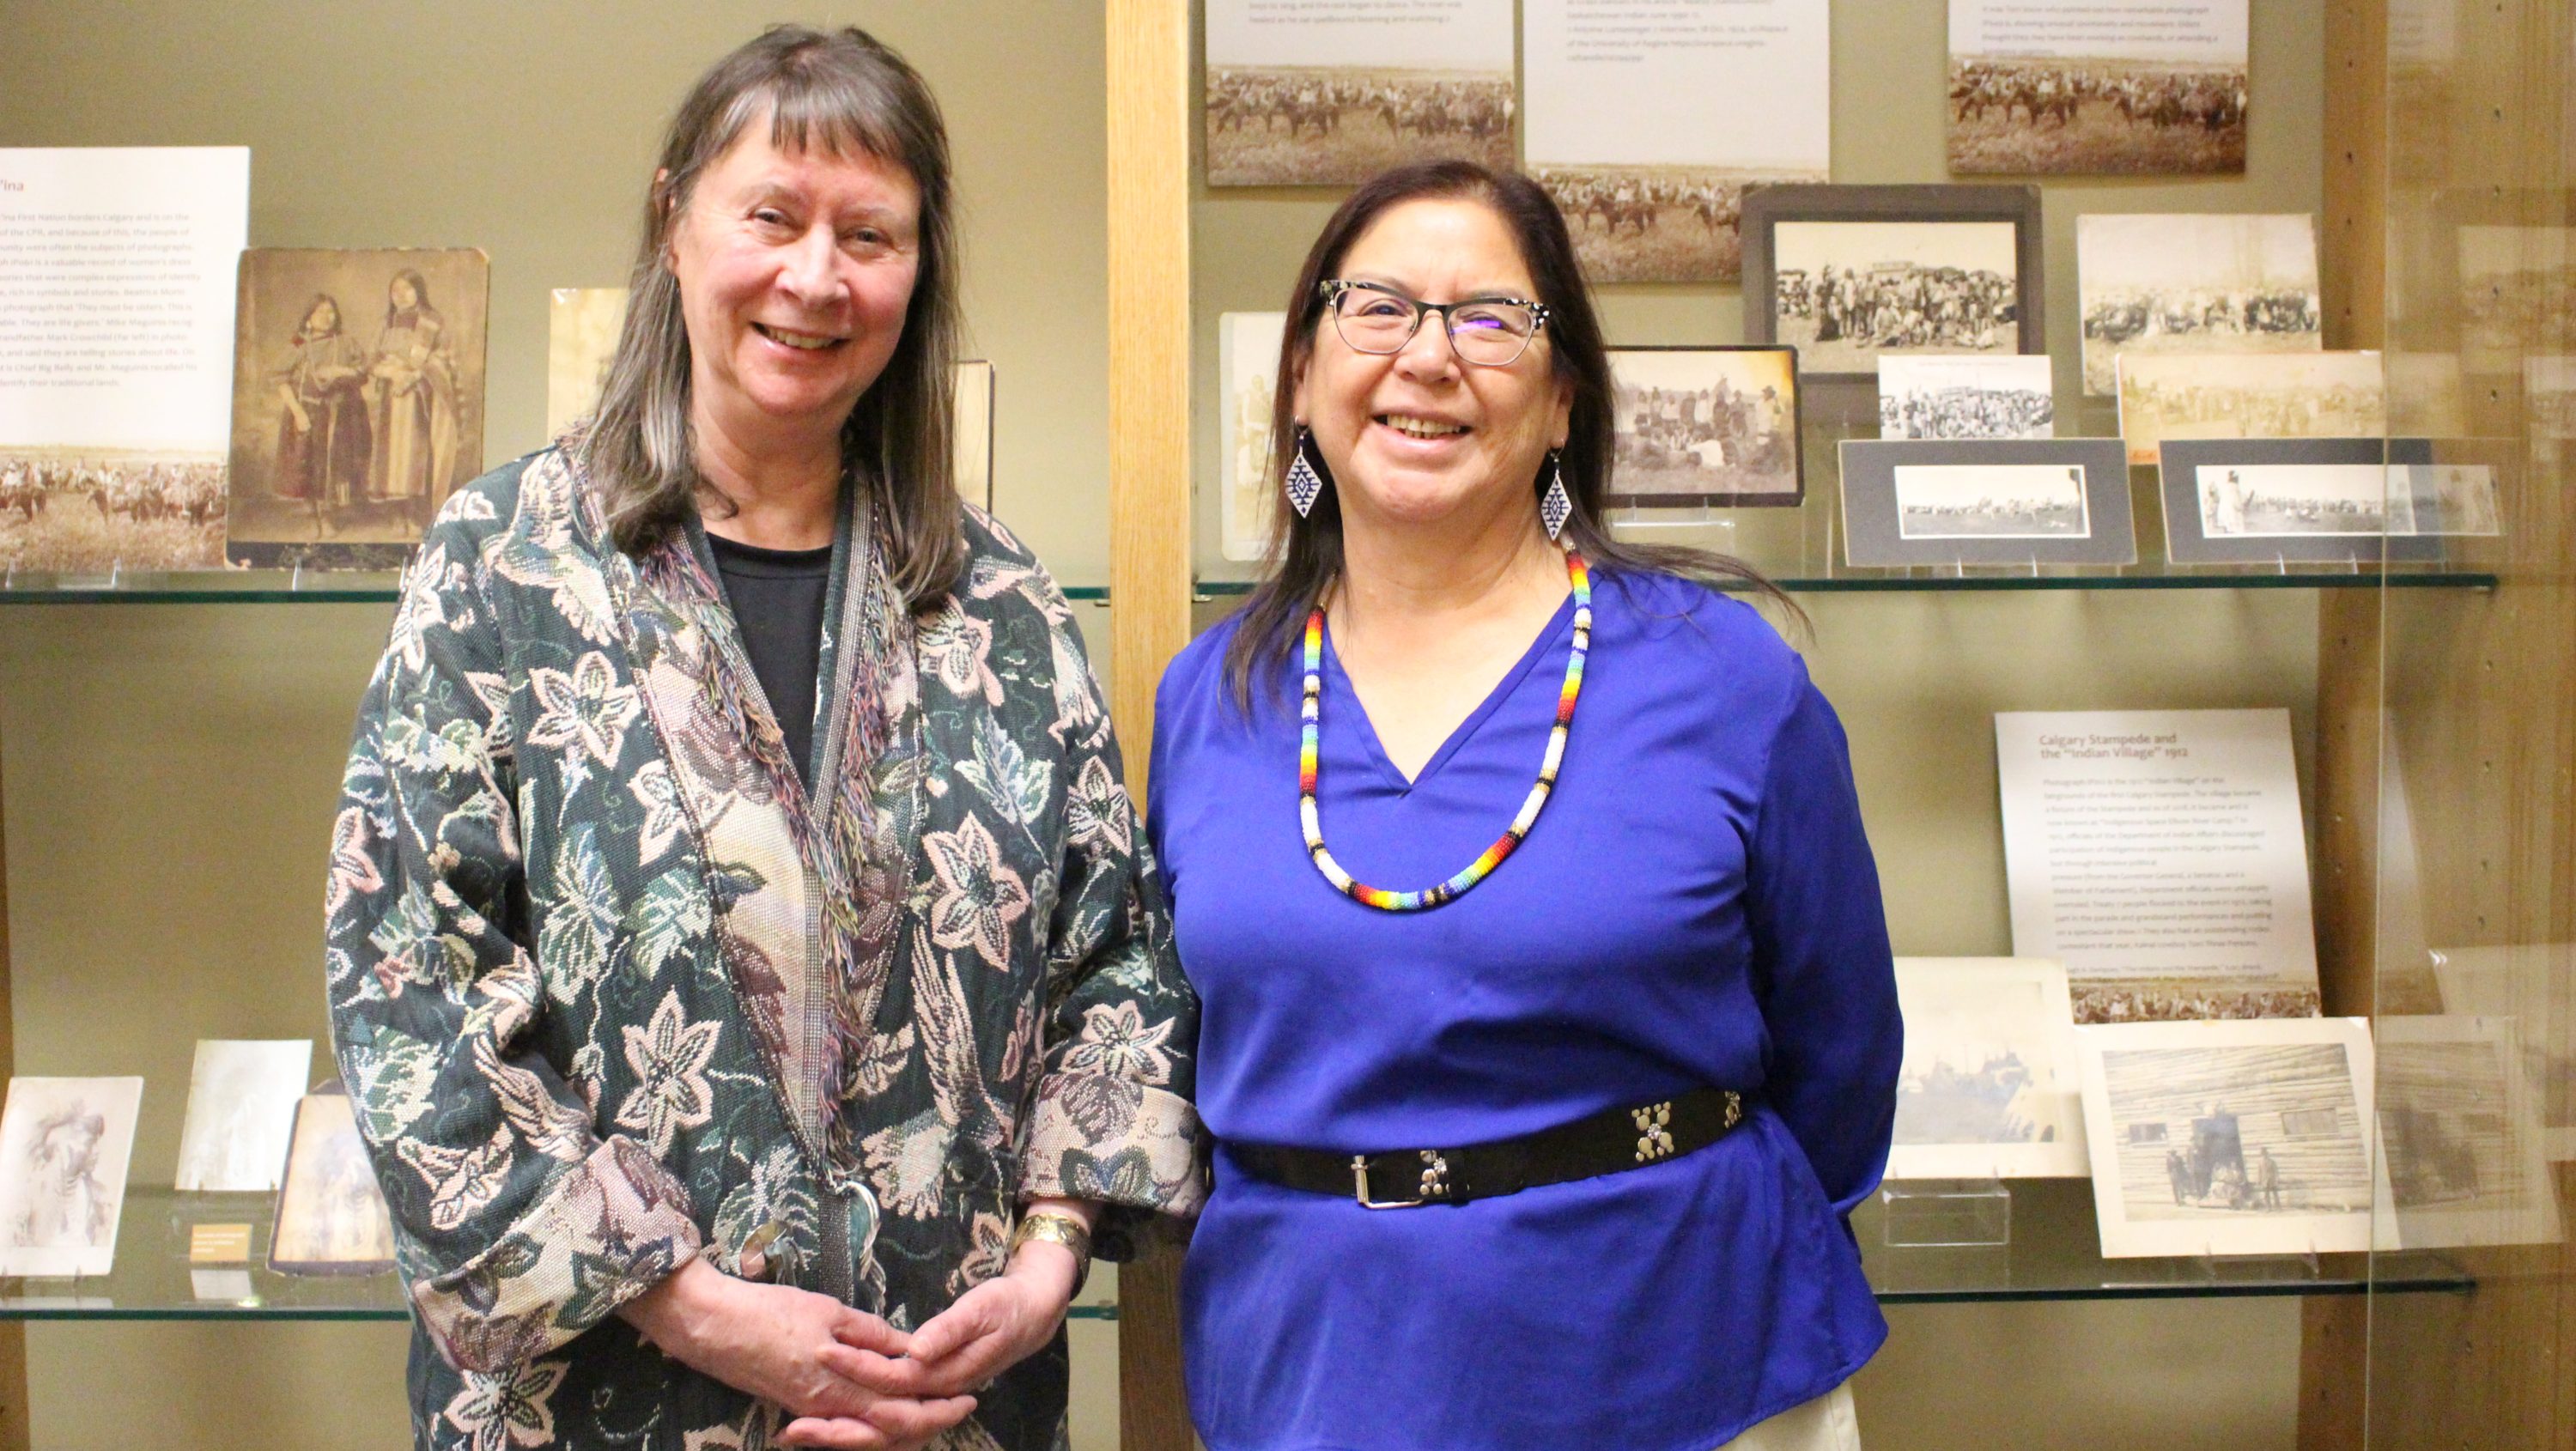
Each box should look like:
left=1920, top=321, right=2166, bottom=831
left=1352, top=1150, right=1449, bottom=1209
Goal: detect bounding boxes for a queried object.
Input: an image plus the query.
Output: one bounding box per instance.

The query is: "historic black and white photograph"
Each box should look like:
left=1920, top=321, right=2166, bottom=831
left=2194, top=463, right=2402, bottom=537
left=224, top=248, right=490, bottom=569
left=1889, top=958, right=2088, bottom=1180
left=2378, top=1015, right=2563, bottom=1248
left=1204, top=0, right=1514, bottom=186
left=269, top=1092, right=397, bottom=1273
left=173, top=1040, right=313, bottom=1194
left=0, top=447, right=225, bottom=574
left=2433, top=944, right=2576, bottom=1161
left=1771, top=221, right=2021, bottom=375
left=1947, top=0, right=2250, bottom=174
left=1604, top=347, right=1801, bottom=507
left=1840, top=438, right=2135, bottom=568
left=2458, top=226, right=2576, bottom=373
left=2078, top=1018, right=2385, bottom=1258
left=1877, top=354, right=2055, bottom=440
left=0, top=1076, right=143, bottom=1278
left=1534, top=169, right=1790, bottom=285
left=2391, top=462, right=2503, bottom=536
left=2117, top=350, right=2384, bottom=465
left=1897, top=463, right=2090, bottom=539
left=2079, top=214, right=2321, bottom=397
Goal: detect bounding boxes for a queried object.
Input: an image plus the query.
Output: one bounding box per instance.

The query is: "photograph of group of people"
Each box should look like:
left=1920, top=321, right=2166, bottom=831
left=0, top=451, right=226, bottom=574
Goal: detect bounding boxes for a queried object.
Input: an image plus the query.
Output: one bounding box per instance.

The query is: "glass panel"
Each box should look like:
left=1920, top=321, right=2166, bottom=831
left=2370, top=0, right=2576, bottom=1443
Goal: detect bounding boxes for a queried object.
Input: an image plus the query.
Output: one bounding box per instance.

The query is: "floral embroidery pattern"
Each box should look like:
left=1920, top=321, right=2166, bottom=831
left=923, top=816, right=1032, bottom=970
left=525, top=651, right=642, bottom=771
left=442, top=1359, right=568, bottom=1451
left=613, top=992, right=722, bottom=1157
left=1063, top=1001, right=1177, bottom=1087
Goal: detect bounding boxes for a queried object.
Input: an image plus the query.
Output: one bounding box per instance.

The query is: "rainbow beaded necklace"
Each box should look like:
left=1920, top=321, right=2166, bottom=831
left=1298, top=543, right=1592, bottom=912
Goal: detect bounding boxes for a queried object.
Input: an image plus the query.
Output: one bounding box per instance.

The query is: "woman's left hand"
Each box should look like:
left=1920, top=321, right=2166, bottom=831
left=859, top=1242, right=1079, bottom=1398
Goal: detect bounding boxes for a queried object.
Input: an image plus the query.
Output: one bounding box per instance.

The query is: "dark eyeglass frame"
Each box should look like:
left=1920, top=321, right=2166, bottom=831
left=1317, top=279, right=1552, bottom=367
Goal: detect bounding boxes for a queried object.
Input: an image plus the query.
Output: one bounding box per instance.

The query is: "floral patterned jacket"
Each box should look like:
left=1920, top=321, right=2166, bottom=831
left=325, top=447, right=1206, bottom=1451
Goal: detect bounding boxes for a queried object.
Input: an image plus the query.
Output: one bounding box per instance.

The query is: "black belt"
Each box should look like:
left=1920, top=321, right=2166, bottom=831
left=1228, top=1087, right=1747, bottom=1209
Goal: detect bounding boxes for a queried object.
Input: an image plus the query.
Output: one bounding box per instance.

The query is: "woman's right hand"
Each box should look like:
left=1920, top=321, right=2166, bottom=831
left=620, top=1258, right=976, bottom=1433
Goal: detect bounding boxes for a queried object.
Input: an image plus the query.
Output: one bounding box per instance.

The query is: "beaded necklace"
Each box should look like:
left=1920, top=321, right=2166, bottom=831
left=1299, top=543, right=1591, bottom=912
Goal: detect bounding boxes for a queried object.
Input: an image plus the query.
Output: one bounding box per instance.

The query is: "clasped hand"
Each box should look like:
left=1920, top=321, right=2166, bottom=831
left=623, top=1246, right=1078, bottom=1451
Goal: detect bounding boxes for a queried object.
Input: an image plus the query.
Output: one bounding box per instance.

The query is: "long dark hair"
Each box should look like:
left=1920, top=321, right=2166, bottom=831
left=578, top=24, right=965, bottom=610
left=1223, top=160, right=1797, bottom=708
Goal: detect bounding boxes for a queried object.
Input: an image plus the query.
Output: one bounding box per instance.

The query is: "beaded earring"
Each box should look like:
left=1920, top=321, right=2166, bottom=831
left=1285, top=427, right=1327, bottom=519
left=1539, top=449, right=1572, bottom=542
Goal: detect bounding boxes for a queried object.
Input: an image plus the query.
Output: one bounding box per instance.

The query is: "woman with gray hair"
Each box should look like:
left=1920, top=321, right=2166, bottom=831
left=325, top=26, right=1204, bottom=1451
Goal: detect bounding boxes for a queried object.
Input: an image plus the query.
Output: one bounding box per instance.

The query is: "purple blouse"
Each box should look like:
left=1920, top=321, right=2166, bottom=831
left=1148, top=568, right=1900, bottom=1451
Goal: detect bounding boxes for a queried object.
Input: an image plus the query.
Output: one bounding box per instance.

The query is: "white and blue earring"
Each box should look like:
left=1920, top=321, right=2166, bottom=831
left=1539, top=448, right=1572, bottom=542
left=1286, top=426, right=1327, bottom=518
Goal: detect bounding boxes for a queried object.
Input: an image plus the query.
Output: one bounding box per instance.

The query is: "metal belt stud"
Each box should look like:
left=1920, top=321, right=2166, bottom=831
left=1722, top=1090, right=1743, bottom=1130
left=1418, top=1149, right=1451, bottom=1200
left=1632, top=1102, right=1676, bottom=1162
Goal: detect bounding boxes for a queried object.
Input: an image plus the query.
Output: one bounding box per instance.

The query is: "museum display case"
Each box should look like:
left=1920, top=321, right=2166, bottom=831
left=0, top=0, right=2567, bottom=1447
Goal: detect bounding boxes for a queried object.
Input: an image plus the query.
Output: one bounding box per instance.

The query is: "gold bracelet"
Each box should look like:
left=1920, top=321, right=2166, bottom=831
left=1006, top=1209, right=1092, bottom=1297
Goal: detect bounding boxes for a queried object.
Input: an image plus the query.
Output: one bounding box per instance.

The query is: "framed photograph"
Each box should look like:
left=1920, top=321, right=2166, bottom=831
left=2077, top=215, right=2321, bottom=397
left=2158, top=438, right=2446, bottom=566
left=1218, top=312, right=1287, bottom=563
left=1205, top=0, right=1515, bottom=187
left=2116, top=349, right=2384, bottom=467
left=1743, top=185, right=2044, bottom=386
left=269, top=1092, right=397, bottom=1275
left=2432, top=944, right=2576, bottom=1160
left=2076, top=1017, right=2391, bottom=1259
left=1947, top=0, right=2249, bottom=176
left=173, top=1039, right=313, bottom=1193
left=1876, top=354, right=2055, bottom=440
left=545, top=286, right=628, bottom=440
left=1838, top=438, right=2134, bottom=568
left=1889, top=958, right=2089, bottom=1181
left=0, top=1076, right=144, bottom=1278
left=1604, top=347, right=1801, bottom=507
left=2377, top=1015, right=2563, bottom=1249
left=225, top=247, right=492, bottom=571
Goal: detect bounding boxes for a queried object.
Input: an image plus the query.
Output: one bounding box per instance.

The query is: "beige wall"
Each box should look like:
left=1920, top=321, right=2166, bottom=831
left=2, top=0, right=2329, bottom=1447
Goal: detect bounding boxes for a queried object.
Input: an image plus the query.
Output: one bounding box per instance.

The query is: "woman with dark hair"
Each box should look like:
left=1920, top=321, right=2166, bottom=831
left=326, top=26, right=1202, bottom=1451
left=271, top=292, right=371, bottom=530
left=364, top=267, right=460, bottom=519
left=1150, top=161, right=1899, bottom=1450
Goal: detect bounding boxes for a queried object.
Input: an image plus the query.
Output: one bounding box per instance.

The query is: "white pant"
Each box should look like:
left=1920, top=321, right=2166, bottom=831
left=1712, top=1383, right=1861, bottom=1451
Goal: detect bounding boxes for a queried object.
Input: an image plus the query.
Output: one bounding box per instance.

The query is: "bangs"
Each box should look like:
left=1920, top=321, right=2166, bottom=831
left=706, top=73, right=909, bottom=177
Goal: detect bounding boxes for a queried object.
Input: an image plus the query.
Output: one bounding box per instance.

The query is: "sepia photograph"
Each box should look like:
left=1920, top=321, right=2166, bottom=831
left=225, top=248, right=490, bottom=570
left=1896, top=463, right=2089, bottom=539
left=2389, top=462, right=2502, bottom=537
left=1770, top=221, right=2021, bottom=376
left=2160, top=438, right=2445, bottom=566
left=1889, top=958, right=2089, bottom=1180
left=2078, top=1017, right=2388, bottom=1258
left=545, top=286, right=627, bottom=440
left=1947, top=0, right=2249, bottom=174
left=0, top=1077, right=143, bottom=1278
left=0, top=446, right=225, bottom=574
left=1603, top=347, right=1801, bottom=507
left=173, top=1040, right=313, bottom=1194
left=2377, top=1015, right=2562, bottom=1249
left=1218, top=311, right=1286, bottom=563
left=2078, top=214, right=2321, bottom=397
left=1536, top=168, right=1805, bottom=285
left=2116, top=350, right=2383, bottom=466
left=2458, top=226, right=2576, bottom=374
left=269, top=1092, right=397, bottom=1274
left=1877, top=354, right=2055, bottom=440
left=1207, top=68, right=1514, bottom=187
left=1839, top=437, right=2134, bottom=568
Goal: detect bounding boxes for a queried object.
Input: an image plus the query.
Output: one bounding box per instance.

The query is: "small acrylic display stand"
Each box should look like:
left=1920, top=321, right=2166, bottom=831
left=1880, top=1177, right=2014, bottom=1248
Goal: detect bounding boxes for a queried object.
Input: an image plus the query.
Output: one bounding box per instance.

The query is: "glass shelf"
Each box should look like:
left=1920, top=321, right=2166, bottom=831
left=0, top=1189, right=1118, bottom=1323
left=1856, top=1180, right=2471, bottom=1304
left=0, top=570, right=2494, bottom=606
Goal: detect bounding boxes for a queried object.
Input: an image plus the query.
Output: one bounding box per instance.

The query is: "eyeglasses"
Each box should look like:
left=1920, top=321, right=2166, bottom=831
left=1319, top=279, right=1551, bottom=367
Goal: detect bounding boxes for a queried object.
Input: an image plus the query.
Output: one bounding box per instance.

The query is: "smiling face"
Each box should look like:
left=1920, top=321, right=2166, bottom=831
left=1296, top=197, right=1571, bottom=534
left=667, top=119, right=922, bottom=452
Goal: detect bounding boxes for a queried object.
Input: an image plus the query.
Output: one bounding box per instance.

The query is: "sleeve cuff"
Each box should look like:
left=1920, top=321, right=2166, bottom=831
left=410, top=1136, right=703, bottom=1373
left=1018, top=1074, right=1209, bottom=1249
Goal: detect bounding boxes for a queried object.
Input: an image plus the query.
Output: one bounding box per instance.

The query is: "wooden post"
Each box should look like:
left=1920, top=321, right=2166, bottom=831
left=1104, top=1, right=1195, bottom=1448
left=0, top=726, right=27, bottom=1451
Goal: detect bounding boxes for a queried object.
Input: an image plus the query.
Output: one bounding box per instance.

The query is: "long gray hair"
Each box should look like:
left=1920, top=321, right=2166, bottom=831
left=580, top=24, right=966, bottom=609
